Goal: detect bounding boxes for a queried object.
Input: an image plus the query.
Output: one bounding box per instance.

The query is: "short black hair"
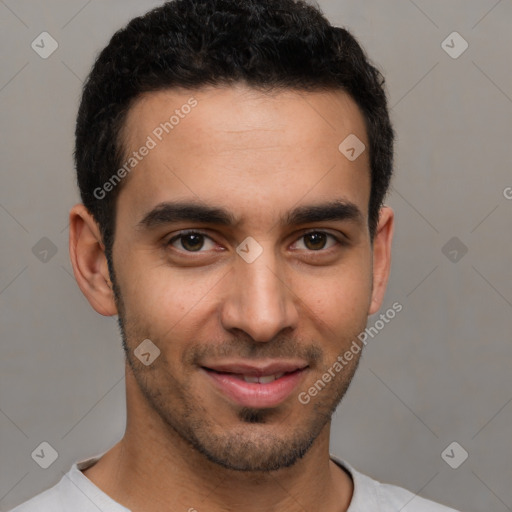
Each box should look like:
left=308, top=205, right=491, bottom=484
left=75, top=0, right=394, bottom=270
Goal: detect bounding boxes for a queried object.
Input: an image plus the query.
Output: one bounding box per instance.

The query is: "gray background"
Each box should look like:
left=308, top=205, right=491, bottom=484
left=1, top=1, right=511, bottom=511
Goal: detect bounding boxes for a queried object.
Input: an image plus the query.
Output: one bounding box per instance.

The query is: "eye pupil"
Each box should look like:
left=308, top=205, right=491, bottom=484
left=304, top=232, right=326, bottom=250
left=181, top=233, right=204, bottom=251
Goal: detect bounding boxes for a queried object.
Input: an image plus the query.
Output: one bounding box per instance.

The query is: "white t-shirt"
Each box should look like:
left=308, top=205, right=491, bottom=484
left=9, top=453, right=460, bottom=511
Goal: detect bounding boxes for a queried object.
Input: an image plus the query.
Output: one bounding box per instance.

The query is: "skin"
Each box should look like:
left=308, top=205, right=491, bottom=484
left=69, top=84, right=394, bottom=512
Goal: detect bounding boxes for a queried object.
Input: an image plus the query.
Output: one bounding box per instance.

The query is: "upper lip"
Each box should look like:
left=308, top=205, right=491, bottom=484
left=202, top=360, right=309, bottom=377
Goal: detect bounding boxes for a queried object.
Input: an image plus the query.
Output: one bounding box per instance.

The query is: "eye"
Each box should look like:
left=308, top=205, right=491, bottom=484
left=167, top=231, right=217, bottom=252
left=291, top=231, right=339, bottom=251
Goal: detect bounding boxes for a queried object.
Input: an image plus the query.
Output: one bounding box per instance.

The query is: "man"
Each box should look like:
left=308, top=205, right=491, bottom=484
left=10, top=0, right=460, bottom=510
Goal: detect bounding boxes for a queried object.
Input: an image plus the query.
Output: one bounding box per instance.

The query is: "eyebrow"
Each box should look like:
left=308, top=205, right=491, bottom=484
left=137, top=199, right=364, bottom=230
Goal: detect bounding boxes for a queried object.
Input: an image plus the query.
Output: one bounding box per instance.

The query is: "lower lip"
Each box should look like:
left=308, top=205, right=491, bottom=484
left=202, top=368, right=308, bottom=408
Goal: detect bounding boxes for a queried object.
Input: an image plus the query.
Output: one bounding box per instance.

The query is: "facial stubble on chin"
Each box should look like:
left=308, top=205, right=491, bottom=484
left=110, top=277, right=362, bottom=472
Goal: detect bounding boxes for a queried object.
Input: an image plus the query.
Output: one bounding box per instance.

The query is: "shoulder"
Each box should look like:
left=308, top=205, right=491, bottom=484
left=369, top=474, right=460, bottom=512
left=7, top=455, right=128, bottom=512
left=331, top=456, right=461, bottom=512
left=7, top=476, right=67, bottom=512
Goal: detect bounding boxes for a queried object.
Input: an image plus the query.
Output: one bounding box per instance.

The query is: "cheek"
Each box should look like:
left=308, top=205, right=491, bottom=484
left=118, top=256, right=222, bottom=335
left=309, top=281, right=370, bottom=323
left=292, top=259, right=373, bottom=335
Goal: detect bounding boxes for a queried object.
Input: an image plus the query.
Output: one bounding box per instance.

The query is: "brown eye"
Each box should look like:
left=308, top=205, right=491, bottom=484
left=168, top=232, right=216, bottom=252
left=291, top=231, right=339, bottom=252
left=180, top=233, right=204, bottom=251
left=303, top=232, right=328, bottom=250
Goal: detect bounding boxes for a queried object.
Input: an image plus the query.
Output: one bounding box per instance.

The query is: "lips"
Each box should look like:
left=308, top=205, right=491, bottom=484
left=201, top=360, right=308, bottom=408
left=202, top=361, right=308, bottom=376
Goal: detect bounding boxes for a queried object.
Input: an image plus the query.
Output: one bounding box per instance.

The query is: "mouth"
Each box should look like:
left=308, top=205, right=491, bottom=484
left=201, top=361, right=309, bottom=408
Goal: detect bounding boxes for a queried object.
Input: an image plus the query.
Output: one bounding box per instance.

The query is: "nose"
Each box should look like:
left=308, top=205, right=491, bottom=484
left=220, top=248, right=299, bottom=342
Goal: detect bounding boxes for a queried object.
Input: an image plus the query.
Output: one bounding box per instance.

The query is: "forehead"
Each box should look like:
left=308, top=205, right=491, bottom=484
left=117, top=84, right=371, bottom=228
left=123, top=84, right=367, bottom=151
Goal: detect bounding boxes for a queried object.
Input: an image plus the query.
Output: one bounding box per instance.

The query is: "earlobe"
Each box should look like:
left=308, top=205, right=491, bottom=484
left=68, top=204, right=118, bottom=316
left=368, top=206, right=394, bottom=316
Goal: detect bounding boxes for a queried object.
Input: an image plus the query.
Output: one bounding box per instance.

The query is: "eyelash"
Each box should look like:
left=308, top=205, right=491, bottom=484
left=165, top=229, right=345, bottom=254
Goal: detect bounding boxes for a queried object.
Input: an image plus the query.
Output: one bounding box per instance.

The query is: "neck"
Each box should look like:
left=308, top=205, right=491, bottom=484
left=82, top=367, right=353, bottom=512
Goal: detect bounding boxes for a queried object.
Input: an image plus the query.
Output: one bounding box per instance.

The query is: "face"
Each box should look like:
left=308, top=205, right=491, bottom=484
left=86, top=85, right=392, bottom=471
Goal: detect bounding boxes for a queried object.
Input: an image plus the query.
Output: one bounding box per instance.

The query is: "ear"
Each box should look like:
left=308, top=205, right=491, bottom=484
left=69, top=204, right=118, bottom=316
left=368, top=206, right=394, bottom=316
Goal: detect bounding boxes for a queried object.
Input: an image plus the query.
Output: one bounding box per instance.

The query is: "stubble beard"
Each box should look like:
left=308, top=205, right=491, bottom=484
left=111, top=275, right=362, bottom=472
